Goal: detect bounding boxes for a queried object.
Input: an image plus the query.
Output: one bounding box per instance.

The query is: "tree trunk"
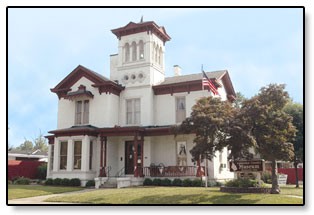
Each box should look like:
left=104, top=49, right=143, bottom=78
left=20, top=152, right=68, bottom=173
left=294, top=157, right=299, bottom=188
left=271, top=160, right=280, bottom=194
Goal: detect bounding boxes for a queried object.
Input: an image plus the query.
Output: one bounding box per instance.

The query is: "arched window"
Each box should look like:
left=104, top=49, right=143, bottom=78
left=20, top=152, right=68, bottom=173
left=152, top=42, right=156, bottom=62
left=132, top=41, right=137, bottom=61
left=159, top=47, right=163, bottom=66
left=139, top=40, right=144, bottom=59
left=125, top=43, right=130, bottom=62
left=155, top=45, right=159, bottom=64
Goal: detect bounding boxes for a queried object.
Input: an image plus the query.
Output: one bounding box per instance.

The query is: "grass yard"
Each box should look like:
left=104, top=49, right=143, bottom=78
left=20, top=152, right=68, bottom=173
left=45, top=185, right=303, bottom=205
left=8, top=185, right=84, bottom=200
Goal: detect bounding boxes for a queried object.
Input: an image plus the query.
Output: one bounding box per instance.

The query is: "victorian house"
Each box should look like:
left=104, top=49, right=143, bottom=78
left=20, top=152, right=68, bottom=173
left=46, top=20, right=236, bottom=187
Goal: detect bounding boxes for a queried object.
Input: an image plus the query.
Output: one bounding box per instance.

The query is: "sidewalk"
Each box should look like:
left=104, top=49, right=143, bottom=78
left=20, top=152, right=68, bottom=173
left=8, top=189, right=92, bottom=205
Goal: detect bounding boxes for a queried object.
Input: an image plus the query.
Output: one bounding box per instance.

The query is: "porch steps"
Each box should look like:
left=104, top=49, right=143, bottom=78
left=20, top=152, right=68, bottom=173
left=100, top=177, right=117, bottom=188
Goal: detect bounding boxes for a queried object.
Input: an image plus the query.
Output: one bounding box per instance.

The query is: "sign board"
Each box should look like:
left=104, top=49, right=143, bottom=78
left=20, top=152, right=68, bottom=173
left=229, top=159, right=265, bottom=172
left=278, top=174, right=288, bottom=185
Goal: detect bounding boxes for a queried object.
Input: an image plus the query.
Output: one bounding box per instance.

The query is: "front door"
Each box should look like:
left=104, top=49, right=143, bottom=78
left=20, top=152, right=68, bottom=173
left=125, top=141, right=134, bottom=175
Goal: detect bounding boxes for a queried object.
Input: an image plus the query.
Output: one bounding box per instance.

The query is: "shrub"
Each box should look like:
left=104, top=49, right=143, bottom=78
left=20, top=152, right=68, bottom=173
left=69, top=178, right=81, bottom=187
left=161, top=178, right=172, bottom=186
left=261, top=171, right=272, bottom=184
left=143, top=178, right=153, bottom=186
left=182, top=178, right=192, bottom=187
left=85, top=180, right=95, bottom=187
left=45, top=178, right=53, bottom=185
left=13, top=177, right=30, bottom=185
left=152, top=178, right=162, bottom=186
left=172, top=178, right=182, bottom=187
left=37, top=164, right=47, bottom=180
left=61, top=178, right=70, bottom=186
left=225, top=178, right=259, bottom=188
left=192, top=179, right=203, bottom=187
left=53, top=178, right=62, bottom=186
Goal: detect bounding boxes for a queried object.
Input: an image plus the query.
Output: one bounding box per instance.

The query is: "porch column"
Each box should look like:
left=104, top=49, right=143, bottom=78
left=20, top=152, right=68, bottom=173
left=53, top=137, right=59, bottom=172
left=133, top=133, right=139, bottom=177
left=66, top=139, right=74, bottom=172
left=99, top=136, right=107, bottom=176
left=81, top=135, right=90, bottom=172
left=139, top=135, right=144, bottom=177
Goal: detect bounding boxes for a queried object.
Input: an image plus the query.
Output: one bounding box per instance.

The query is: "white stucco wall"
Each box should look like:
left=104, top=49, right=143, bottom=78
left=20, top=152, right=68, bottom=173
left=57, top=77, right=119, bottom=129
left=119, top=86, right=154, bottom=126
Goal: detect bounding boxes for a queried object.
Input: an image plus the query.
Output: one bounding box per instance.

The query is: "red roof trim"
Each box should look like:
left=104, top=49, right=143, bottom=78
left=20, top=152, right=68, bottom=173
left=51, top=65, right=124, bottom=99
left=111, top=21, right=171, bottom=43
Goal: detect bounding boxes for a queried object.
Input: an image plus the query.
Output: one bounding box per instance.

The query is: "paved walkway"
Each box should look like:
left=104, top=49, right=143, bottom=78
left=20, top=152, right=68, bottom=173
left=8, top=189, right=92, bottom=205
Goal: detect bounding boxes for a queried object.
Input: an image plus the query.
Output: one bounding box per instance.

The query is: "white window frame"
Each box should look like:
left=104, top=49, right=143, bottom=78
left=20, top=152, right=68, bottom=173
left=126, top=98, right=141, bottom=125
left=75, top=100, right=89, bottom=125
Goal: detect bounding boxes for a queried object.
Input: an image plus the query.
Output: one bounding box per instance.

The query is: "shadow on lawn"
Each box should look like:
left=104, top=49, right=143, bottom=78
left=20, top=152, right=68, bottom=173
left=128, top=193, right=259, bottom=205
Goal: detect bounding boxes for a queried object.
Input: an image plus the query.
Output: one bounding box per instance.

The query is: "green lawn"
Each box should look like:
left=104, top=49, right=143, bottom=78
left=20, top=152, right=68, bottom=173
left=45, top=186, right=303, bottom=205
left=8, top=185, right=84, bottom=200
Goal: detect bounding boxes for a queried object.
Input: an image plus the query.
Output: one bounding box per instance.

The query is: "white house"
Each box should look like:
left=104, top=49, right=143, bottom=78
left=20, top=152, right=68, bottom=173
left=46, top=20, right=237, bottom=187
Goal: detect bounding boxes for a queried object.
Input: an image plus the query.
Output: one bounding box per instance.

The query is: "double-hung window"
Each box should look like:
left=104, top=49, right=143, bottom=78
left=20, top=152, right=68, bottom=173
left=59, top=141, right=68, bottom=170
left=126, top=98, right=141, bottom=125
left=75, top=100, right=89, bottom=125
left=73, top=141, right=82, bottom=170
left=176, top=97, right=186, bottom=123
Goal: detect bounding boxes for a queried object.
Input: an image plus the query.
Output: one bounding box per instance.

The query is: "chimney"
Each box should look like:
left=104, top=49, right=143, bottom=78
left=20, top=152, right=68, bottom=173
left=173, top=65, right=182, bottom=76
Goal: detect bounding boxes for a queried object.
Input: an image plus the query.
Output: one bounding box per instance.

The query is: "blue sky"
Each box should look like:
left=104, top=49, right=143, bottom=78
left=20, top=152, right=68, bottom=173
left=8, top=7, right=303, bottom=147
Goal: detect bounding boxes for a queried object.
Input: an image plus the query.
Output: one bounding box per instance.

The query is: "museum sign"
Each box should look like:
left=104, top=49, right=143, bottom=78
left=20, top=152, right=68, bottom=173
left=229, top=159, right=265, bottom=172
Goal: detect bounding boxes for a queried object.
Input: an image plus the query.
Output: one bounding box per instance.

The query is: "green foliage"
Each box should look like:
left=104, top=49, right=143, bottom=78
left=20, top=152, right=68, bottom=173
left=11, top=132, right=48, bottom=153
left=182, top=178, right=193, bottom=187
left=261, top=171, right=272, bottom=184
left=69, top=178, right=81, bottom=187
left=179, top=97, right=235, bottom=162
left=160, top=178, right=172, bottom=186
left=85, top=180, right=95, bottom=187
left=53, top=178, right=62, bottom=186
left=15, top=140, right=34, bottom=152
left=152, top=178, right=162, bottom=186
left=60, top=178, right=70, bottom=186
left=13, top=177, right=30, bottom=185
left=225, top=178, right=259, bottom=188
left=172, top=178, right=182, bottom=187
left=143, top=178, right=153, bottom=186
left=284, top=102, right=304, bottom=162
left=37, top=164, right=47, bottom=180
left=192, top=179, right=203, bottom=187
left=45, top=178, right=53, bottom=185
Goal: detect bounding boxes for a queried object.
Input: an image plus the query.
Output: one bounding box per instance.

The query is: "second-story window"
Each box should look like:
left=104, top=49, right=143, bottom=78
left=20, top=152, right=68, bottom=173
left=176, top=97, right=186, bottom=123
left=75, top=100, right=89, bottom=125
left=139, top=40, right=144, bottom=59
left=126, top=98, right=140, bottom=125
left=132, top=41, right=137, bottom=61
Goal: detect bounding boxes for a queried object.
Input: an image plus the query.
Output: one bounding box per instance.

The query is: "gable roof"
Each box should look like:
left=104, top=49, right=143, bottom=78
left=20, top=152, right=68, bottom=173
left=153, top=70, right=236, bottom=101
left=51, top=65, right=124, bottom=98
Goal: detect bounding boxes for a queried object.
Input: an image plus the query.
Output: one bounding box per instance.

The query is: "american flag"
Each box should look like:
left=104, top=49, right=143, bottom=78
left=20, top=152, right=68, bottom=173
left=202, top=70, right=219, bottom=96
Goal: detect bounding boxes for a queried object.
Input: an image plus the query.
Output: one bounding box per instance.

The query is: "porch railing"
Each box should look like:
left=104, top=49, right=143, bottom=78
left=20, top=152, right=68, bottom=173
left=99, top=166, right=111, bottom=177
left=142, top=166, right=203, bottom=177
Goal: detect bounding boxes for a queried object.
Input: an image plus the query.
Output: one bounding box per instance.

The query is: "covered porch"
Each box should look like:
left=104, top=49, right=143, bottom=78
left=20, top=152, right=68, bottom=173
left=98, top=126, right=205, bottom=179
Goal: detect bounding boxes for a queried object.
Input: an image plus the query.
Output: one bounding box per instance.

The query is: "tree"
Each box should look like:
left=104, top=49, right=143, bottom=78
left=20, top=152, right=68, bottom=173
left=284, top=101, right=304, bottom=188
left=179, top=97, right=234, bottom=162
left=233, top=92, right=247, bottom=109
left=11, top=132, right=48, bottom=153
left=246, top=84, right=296, bottom=194
left=33, top=133, right=48, bottom=153
left=15, top=139, right=34, bottom=152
